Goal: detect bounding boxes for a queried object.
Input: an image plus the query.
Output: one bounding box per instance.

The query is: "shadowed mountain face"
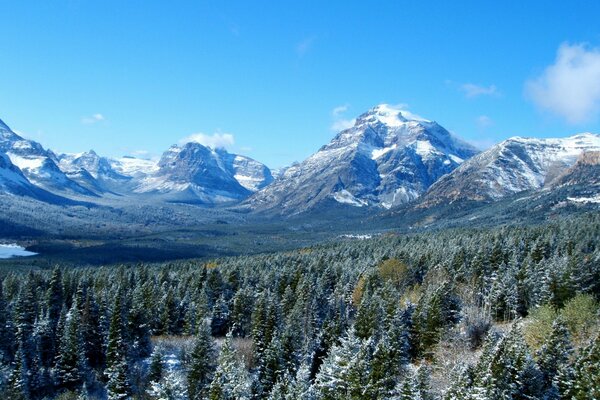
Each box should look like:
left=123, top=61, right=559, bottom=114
left=0, top=117, right=273, bottom=204
left=132, top=142, right=272, bottom=204
left=246, top=104, right=479, bottom=214
left=552, top=150, right=600, bottom=187
left=419, top=133, right=600, bottom=207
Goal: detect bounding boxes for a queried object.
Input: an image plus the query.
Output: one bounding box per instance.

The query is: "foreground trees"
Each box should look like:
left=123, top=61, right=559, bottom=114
left=0, top=215, right=598, bottom=399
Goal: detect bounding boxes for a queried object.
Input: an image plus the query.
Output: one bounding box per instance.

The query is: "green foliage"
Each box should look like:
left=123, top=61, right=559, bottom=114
left=0, top=216, right=598, bottom=399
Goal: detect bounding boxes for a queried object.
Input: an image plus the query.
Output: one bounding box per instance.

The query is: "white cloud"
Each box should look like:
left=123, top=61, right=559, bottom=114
left=81, top=113, right=105, bottom=124
left=476, top=115, right=493, bottom=128
left=526, top=42, right=600, bottom=124
left=179, top=132, right=235, bottom=149
left=330, top=104, right=356, bottom=131
left=331, top=118, right=356, bottom=131
left=460, top=83, right=499, bottom=98
left=332, top=105, right=348, bottom=117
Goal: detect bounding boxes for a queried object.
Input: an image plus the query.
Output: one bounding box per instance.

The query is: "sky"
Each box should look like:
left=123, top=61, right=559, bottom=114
left=1, top=1, right=600, bottom=168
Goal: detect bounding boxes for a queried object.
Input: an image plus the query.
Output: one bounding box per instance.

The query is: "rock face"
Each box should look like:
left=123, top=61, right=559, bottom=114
left=420, top=133, right=600, bottom=206
left=0, top=117, right=272, bottom=204
left=134, top=142, right=272, bottom=204
left=0, top=152, right=38, bottom=196
left=552, top=150, right=600, bottom=187
left=247, top=104, right=479, bottom=214
left=0, top=119, right=96, bottom=197
left=57, top=150, right=132, bottom=194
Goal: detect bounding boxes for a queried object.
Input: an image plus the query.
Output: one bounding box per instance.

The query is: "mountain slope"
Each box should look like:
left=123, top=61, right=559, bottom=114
left=57, top=150, right=133, bottom=194
left=134, top=142, right=272, bottom=204
left=247, top=104, right=478, bottom=214
left=0, top=119, right=97, bottom=197
left=420, top=133, right=600, bottom=206
left=552, top=150, right=600, bottom=187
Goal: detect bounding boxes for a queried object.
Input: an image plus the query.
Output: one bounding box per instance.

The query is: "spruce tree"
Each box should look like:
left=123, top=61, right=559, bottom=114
left=208, top=331, right=251, bottom=400
left=147, top=347, right=164, bottom=384
left=187, top=319, right=216, bottom=400
left=0, top=282, right=15, bottom=363
left=55, top=303, right=85, bottom=391
left=105, top=356, right=131, bottom=400
left=536, top=316, right=572, bottom=389
left=106, top=293, right=126, bottom=372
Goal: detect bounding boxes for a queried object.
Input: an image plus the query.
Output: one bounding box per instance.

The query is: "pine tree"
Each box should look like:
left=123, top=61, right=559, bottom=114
left=187, top=320, right=216, bottom=400
left=147, top=347, right=164, bottom=384
left=211, top=295, right=230, bottom=336
left=105, top=356, right=131, bottom=400
left=128, top=287, right=152, bottom=360
left=392, top=371, right=422, bottom=400
left=147, top=368, right=188, bottom=400
left=55, top=303, right=85, bottom=391
left=562, top=333, right=600, bottom=399
left=536, top=316, right=572, bottom=389
left=106, top=293, right=126, bottom=372
left=80, top=290, right=104, bottom=370
left=46, top=268, right=64, bottom=332
left=314, top=328, right=368, bottom=400
left=6, top=344, right=30, bottom=400
left=208, top=331, right=251, bottom=400
left=0, top=282, right=15, bottom=363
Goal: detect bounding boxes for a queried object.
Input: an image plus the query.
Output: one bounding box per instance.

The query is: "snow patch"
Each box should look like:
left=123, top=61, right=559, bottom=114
left=567, top=194, right=600, bottom=204
left=332, top=189, right=368, bottom=207
left=371, top=144, right=397, bottom=159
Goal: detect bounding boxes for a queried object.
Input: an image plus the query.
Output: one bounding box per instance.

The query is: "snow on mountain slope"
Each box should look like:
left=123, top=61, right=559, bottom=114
left=0, top=152, right=35, bottom=194
left=134, top=142, right=272, bottom=203
left=247, top=104, right=479, bottom=214
left=110, top=156, right=159, bottom=178
left=0, top=119, right=97, bottom=197
left=420, top=133, right=600, bottom=206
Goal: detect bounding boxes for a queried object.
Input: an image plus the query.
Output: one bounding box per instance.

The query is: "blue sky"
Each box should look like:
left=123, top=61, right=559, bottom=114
left=1, top=1, right=600, bottom=168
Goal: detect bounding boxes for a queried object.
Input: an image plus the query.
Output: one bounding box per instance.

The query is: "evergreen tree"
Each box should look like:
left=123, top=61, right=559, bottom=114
left=560, top=333, right=600, bottom=399
left=105, top=356, right=131, bottom=400
left=211, top=295, right=230, bottom=336
left=106, top=293, right=127, bottom=372
left=0, top=282, right=15, bottom=363
left=55, top=303, right=86, bottom=391
left=147, top=347, right=164, bottom=384
left=314, top=328, right=371, bottom=400
left=208, top=331, right=251, bottom=400
left=536, top=316, right=572, bottom=389
left=187, top=320, right=216, bottom=400
left=147, top=368, right=188, bottom=400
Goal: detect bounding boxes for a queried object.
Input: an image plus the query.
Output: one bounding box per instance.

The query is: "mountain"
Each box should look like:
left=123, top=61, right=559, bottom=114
left=134, top=142, right=272, bottom=204
left=57, top=150, right=132, bottom=194
left=0, top=119, right=96, bottom=197
left=0, top=152, right=38, bottom=196
left=420, top=133, right=600, bottom=206
left=552, top=150, right=600, bottom=188
left=247, top=104, right=479, bottom=214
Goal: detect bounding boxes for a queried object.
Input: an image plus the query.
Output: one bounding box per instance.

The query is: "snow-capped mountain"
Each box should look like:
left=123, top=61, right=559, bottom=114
left=0, top=119, right=96, bottom=197
left=420, top=133, right=600, bottom=206
left=0, top=152, right=38, bottom=196
left=0, top=116, right=272, bottom=204
left=134, top=142, right=272, bottom=204
left=57, top=150, right=132, bottom=194
left=552, top=150, right=600, bottom=188
left=247, top=104, right=479, bottom=214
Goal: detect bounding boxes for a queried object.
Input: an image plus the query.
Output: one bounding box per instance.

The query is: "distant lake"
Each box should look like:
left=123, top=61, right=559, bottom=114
left=0, top=244, right=38, bottom=259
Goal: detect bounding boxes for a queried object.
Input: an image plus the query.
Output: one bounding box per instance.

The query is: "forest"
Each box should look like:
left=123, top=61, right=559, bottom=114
left=0, top=214, right=599, bottom=399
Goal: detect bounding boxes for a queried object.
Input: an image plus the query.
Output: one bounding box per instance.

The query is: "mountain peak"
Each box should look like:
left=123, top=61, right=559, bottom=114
left=357, top=104, right=431, bottom=128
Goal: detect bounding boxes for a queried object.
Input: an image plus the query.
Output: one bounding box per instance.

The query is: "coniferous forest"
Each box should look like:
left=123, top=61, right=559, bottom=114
left=1, top=215, right=599, bottom=399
